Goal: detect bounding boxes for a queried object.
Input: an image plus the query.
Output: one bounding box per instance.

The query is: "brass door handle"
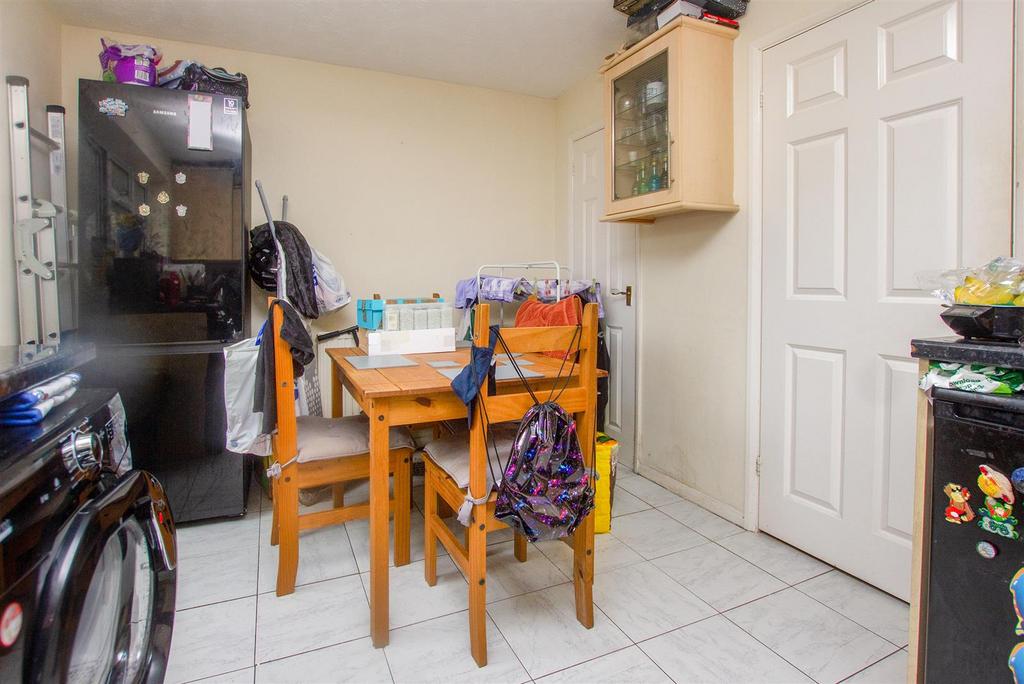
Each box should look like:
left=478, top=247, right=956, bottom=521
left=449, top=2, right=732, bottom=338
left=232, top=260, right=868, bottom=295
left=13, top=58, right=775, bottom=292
left=610, top=285, right=632, bottom=306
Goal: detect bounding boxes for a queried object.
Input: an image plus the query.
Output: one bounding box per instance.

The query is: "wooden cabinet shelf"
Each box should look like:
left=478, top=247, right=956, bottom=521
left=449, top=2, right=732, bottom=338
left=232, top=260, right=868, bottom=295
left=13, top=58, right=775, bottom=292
left=601, top=16, right=738, bottom=222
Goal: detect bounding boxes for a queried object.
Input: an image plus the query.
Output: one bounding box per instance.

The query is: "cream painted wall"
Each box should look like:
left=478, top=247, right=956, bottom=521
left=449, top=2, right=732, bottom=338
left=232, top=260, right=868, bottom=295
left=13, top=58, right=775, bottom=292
left=554, top=72, right=604, bottom=265
left=0, top=0, right=63, bottom=344
left=59, top=24, right=558, bottom=334
left=7, top=5, right=855, bottom=520
left=555, top=0, right=852, bottom=522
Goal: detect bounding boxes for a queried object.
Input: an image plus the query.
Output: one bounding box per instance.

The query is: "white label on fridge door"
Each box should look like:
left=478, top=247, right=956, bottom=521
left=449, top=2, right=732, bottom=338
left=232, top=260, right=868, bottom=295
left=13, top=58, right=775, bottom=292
left=187, top=94, right=213, bottom=151
left=224, top=97, right=239, bottom=115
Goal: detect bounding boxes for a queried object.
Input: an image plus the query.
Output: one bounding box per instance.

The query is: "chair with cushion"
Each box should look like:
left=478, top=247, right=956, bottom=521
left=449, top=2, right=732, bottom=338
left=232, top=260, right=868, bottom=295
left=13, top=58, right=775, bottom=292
left=266, top=298, right=415, bottom=596
left=421, top=301, right=599, bottom=667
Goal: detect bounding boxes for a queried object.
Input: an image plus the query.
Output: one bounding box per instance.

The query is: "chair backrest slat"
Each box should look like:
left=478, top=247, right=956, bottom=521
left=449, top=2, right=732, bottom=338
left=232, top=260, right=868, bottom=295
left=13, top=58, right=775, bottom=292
left=493, top=326, right=591, bottom=355
left=481, top=387, right=591, bottom=424
left=270, top=297, right=299, bottom=462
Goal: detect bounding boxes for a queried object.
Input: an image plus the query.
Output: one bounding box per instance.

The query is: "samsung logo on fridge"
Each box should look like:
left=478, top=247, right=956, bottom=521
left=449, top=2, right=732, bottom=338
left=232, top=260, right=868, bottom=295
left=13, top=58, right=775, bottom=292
left=152, top=109, right=177, bottom=117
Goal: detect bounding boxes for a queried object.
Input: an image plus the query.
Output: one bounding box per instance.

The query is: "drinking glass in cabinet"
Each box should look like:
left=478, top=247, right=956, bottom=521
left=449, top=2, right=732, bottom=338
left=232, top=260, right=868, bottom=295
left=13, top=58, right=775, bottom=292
left=612, top=50, right=669, bottom=200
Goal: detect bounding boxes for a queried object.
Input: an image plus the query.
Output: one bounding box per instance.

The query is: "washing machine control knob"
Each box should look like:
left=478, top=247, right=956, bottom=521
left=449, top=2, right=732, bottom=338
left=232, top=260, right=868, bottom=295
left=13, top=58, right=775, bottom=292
left=61, top=430, right=101, bottom=477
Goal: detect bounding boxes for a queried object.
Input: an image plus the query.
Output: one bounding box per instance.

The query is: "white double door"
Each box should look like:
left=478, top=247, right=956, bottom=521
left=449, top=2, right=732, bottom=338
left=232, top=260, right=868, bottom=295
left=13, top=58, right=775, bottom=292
left=760, top=0, right=1013, bottom=599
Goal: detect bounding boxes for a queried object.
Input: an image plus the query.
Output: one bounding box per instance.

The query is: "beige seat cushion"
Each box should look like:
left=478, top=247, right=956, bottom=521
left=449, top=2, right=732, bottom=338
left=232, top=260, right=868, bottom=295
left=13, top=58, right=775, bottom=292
left=295, top=415, right=415, bottom=464
left=422, top=424, right=519, bottom=490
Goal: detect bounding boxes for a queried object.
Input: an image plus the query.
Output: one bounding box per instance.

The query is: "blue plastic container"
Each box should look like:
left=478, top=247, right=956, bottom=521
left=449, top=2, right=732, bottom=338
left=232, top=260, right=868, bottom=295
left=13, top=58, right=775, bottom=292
left=356, top=299, right=385, bottom=330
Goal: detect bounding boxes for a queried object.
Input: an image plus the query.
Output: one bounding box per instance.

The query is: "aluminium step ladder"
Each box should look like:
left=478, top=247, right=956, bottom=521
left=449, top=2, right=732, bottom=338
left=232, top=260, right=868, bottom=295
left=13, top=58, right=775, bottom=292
left=6, top=75, right=69, bottom=346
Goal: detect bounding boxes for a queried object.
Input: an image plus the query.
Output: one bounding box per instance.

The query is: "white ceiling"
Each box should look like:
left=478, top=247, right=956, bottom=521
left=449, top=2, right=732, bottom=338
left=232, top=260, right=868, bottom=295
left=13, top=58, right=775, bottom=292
left=49, top=0, right=628, bottom=99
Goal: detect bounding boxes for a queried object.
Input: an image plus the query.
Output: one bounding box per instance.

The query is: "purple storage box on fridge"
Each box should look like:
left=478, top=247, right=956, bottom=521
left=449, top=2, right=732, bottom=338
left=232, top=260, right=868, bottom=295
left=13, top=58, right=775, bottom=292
left=99, top=39, right=162, bottom=86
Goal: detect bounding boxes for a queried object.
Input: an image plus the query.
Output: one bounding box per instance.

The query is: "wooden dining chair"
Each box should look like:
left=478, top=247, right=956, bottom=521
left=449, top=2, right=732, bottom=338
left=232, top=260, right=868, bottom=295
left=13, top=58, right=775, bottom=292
left=266, top=298, right=415, bottom=596
left=421, top=301, right=599, bottom=667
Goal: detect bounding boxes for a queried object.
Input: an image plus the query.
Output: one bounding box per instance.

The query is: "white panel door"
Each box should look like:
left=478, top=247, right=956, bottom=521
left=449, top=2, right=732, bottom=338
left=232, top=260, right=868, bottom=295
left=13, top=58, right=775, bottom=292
left=572, top=130, right=638, bottom=469
left=760, top=0, right=1012, bottom=600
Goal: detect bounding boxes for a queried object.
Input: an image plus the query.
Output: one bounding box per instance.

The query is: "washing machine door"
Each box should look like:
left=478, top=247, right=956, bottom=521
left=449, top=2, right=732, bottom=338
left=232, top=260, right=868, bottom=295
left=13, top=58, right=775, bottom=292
left=27, top=471, right=177, bottom=684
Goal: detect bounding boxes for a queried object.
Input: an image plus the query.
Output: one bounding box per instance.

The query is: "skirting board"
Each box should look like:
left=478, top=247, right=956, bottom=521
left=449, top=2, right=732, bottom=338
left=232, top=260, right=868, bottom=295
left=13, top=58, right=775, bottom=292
left=636, top=464, right=749, bottom=529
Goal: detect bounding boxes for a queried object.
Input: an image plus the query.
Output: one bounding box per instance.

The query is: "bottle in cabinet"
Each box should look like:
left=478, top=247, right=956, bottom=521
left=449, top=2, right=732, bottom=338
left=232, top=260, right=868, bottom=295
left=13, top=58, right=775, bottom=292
left=602, top=16, right=738, bottom=221
left=649, top=156, right=661, bottom=192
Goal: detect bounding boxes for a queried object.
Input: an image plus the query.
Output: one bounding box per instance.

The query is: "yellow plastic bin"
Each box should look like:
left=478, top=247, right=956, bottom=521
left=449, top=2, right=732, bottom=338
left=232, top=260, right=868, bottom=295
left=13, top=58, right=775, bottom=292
left=594, top=432, right=619, bottom=534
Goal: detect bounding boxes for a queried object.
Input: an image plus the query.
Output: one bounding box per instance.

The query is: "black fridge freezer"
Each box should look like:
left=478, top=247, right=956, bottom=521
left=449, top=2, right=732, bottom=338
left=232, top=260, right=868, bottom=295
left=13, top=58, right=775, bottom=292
left=923, top=388, right=1024, bottom=682
left=73, top=79, right=251, bottom=522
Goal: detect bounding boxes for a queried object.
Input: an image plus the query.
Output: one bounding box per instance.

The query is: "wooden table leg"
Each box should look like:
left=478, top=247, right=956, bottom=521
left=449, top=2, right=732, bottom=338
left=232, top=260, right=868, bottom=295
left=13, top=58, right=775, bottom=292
left=368, top=398, right=391, bottom=647
left=331, top=363, right=343, bottom=418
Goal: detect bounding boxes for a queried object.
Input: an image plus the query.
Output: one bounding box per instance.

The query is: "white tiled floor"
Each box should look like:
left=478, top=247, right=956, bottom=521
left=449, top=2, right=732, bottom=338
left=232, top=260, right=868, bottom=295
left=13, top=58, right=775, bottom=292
left=167, top=472, right=909, bottom=684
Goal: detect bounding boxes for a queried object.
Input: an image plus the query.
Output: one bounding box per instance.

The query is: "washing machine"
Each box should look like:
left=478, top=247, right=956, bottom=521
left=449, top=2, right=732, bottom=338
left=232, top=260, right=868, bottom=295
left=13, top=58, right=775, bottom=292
left=0, top=388, right=176, bottom=683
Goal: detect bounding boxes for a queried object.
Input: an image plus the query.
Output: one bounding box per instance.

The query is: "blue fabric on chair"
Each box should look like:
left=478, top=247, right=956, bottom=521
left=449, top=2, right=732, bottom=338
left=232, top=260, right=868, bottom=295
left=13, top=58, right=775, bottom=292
left=450, top=325, right=497, bottom=427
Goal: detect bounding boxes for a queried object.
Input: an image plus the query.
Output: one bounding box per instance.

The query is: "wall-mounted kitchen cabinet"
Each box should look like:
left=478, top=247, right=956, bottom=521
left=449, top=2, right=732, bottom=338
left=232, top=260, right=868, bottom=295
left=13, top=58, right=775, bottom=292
left=601, top=16, right=738, bottom=222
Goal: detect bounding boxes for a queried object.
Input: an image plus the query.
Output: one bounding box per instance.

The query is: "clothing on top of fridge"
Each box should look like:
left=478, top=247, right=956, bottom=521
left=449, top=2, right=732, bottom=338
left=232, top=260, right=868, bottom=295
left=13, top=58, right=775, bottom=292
left=535, top=279, right=605, bottom=318
left=249, top=221, right=320, bottom=319
left=156, top=59, right=195, bottom=88
left=254, top=300, right=314, bottom=434
left=174, top=63, right=251, bottom=108
left=455, top=276, right=535, bottom=308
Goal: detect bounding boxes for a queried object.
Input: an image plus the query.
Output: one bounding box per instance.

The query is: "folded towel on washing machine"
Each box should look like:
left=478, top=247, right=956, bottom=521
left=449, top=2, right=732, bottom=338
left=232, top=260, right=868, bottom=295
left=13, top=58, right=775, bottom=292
left=0, top=373, right=81, bottom=425
left=1, top=372, right=81, bottom=410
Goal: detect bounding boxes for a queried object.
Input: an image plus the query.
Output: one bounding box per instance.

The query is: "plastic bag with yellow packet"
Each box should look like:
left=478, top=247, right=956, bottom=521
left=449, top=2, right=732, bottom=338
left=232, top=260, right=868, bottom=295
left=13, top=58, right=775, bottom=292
left=924, top=257, right=1024, bottom=306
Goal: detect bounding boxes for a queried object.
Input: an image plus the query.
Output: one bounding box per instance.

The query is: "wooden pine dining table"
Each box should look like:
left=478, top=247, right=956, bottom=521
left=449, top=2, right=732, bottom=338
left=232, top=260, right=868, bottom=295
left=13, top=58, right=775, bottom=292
left=327, top=344, right=602, bottom=647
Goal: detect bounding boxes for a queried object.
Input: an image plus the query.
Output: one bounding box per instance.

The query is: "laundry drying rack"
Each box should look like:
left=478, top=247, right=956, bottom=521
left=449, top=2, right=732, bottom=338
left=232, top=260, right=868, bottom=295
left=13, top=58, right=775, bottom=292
left=474, top=260, right=572, bottom=326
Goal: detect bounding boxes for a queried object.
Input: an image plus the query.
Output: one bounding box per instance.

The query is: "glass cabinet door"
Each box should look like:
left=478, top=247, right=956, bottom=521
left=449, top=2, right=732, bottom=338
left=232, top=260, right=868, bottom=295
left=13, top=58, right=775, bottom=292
left=612, top=50, right=670, bottom=202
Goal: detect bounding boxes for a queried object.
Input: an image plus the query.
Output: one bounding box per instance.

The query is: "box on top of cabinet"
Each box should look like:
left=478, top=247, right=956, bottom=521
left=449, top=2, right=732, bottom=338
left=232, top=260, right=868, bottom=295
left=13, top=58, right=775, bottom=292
left=601, top=16, right=738, bottom=223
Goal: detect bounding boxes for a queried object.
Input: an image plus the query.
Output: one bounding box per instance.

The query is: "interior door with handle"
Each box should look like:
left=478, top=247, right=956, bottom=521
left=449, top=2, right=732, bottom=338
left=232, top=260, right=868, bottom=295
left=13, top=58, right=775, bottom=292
left=610, top=285, right=632, bottom=306
left=759, top=0, right=1012, bottom=599
left=572, top=129, right=638, bottom=469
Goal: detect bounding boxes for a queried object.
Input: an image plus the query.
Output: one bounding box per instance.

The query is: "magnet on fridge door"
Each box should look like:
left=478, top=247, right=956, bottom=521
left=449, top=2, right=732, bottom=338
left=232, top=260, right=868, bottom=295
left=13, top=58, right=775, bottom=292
left=980, top=465, right=1016, bottom=504
left=977, top=540, right=998, bottom=559
left=1011, top=643, right=1024, bottom=684
left=979, top=503, right=1019, bottom=539
left=944, top=483, right=975, bottom=523
left=98, top=97, right=127, bottom=117
left=157, top=191, right=169, bottom=204
left=186, top=94, right=213, bottom=150
left=137, top=171, right=149, bottom=185
left=1012, top=468, right=1024, bottom=495
left=978, top=465, right=1020, bottom=539
left=138, top=203, right=150, bottom=217
left=0, top=602, right=21, bottom=648
left=1012, top=567, right=1024, bottom=636
left=175, top=204, right=187, bottom=217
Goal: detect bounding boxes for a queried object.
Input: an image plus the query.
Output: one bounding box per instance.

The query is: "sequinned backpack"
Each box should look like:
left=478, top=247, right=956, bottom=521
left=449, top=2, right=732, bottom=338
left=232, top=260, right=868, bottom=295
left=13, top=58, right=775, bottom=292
left=494, top=400, right=595, bottom=542
left=488, top=326, right=595, bottom=542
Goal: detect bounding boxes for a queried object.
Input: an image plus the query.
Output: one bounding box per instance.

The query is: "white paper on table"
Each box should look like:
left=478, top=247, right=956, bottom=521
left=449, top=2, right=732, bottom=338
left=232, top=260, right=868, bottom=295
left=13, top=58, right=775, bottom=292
left=439, top=365, right=541, bottom=381
left=187, top=94, right=213, bottom=150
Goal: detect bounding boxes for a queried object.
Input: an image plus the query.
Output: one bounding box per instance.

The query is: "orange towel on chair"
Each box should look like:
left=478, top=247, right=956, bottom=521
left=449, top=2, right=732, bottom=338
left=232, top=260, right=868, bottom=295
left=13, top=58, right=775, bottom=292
left=514, top=297, right=582, bottom=358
